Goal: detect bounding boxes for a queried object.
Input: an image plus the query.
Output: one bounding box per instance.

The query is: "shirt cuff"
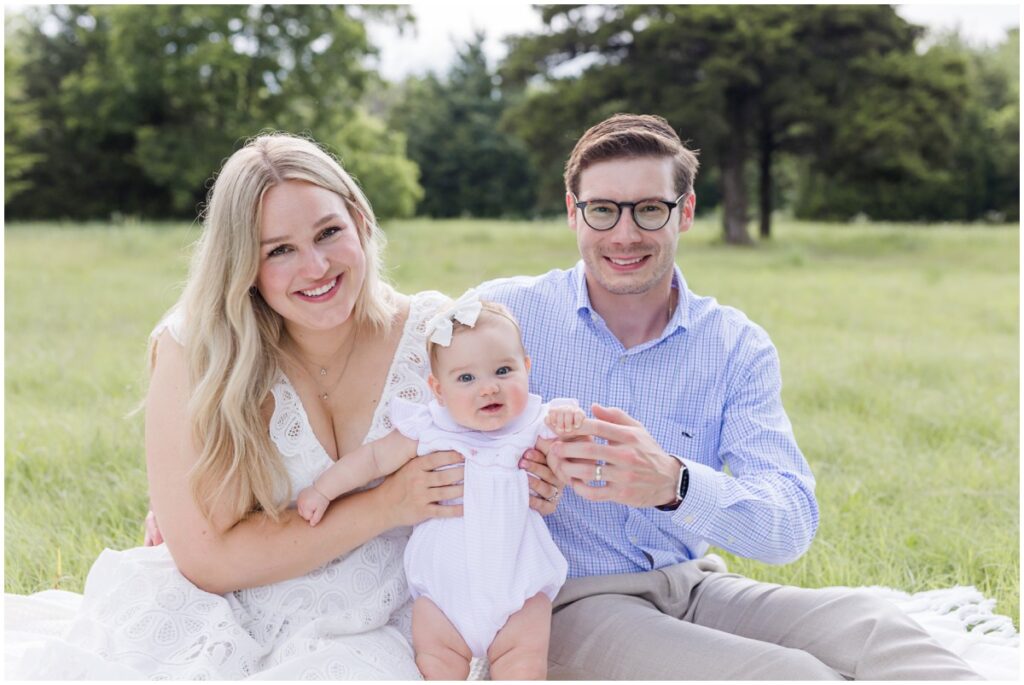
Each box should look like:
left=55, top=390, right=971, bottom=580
left=669, top=457, right=719, bottom=536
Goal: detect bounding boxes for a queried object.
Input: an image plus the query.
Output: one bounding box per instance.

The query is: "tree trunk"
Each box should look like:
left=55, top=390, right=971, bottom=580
left=721, top=91, right=752, bottom=245
left=759, top=107, right=773, bottom=239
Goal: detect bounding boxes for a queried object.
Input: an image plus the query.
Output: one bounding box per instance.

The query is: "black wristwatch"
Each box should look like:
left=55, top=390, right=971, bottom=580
left=655, top=458, right=689, bottom=512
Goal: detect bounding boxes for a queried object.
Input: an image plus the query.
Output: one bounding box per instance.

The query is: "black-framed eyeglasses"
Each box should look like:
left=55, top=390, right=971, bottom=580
left=572, top=193, right=687, bottom=231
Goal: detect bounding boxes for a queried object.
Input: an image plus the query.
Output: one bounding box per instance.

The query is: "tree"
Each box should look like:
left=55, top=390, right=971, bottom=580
left=501, top=5, right=967, bottom=240
left=5, top=4, right=421, bottom=220
left=387, top=33, right=536, bottom=218
left=793, top=34, right=972, bottom=221
left=3, top=14, right=42, bottom=204
left=936, top=29, right=1019, bottom=221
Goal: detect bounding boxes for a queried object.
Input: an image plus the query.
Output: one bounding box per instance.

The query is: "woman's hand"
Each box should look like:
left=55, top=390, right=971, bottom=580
left=521, top=444, right=566, bottom=516
left=378, top=450, right=464, bottom=528
left=143, top=509, right=163, bottom=546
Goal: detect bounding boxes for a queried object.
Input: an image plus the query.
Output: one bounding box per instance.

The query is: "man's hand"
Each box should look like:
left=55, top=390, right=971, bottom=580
left=296, top=485, right=331, bottom=526
left=547, top=403, right=681, bottom=508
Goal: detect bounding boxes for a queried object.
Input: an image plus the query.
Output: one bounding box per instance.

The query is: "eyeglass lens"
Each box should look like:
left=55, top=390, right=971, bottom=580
left=583, top=200, right=672, bottom=230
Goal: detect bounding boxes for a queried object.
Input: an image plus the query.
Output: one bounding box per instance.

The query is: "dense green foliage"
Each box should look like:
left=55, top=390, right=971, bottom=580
left=386, top=34, right=536, bottom=218
left=500, top=5, right=1018, bottom=241
left=5, top=221, right=1019, bottom=629
left=796, top=30, right=1020, bottom=223
left=3, top=5, right=421, bottom=220
left=3, top=4, right=1018, bottom=232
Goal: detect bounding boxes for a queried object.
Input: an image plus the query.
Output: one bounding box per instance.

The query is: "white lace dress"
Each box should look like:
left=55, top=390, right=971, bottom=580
left=4, top=291, right=448, bottom=680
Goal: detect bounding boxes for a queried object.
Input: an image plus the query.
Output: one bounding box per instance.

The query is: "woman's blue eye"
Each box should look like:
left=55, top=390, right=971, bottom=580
left=457, top=373, right=474, bottom=383
left=496, top=366, right=512, bottom=376
left=267, top=245, right=292, bottom=258
left=318, top=226, right=342, bottom=240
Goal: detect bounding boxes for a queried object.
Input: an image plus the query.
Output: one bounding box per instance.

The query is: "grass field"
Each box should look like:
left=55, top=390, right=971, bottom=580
left=4, top=218, right=1019, bottom=628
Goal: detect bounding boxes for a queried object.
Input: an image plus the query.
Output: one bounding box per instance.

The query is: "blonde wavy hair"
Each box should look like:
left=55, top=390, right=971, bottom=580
left=162, top=133, right=396, bottom=524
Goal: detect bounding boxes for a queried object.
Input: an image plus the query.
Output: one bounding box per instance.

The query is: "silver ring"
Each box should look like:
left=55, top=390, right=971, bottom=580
left=546, top=490, right=560, bottom=503
left=594, top=464, right=603, bottom=482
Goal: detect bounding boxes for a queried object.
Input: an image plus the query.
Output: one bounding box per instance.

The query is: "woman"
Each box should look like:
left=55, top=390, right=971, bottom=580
left=6, top=133, right=562, bottom=679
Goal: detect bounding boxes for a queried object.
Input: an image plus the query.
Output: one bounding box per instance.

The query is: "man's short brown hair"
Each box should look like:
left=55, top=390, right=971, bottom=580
left=564, top=113, right=700, bottom=198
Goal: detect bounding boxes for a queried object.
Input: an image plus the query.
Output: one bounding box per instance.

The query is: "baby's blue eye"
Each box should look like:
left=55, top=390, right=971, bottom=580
left=496, top=366, right=512, bottom=376
left=457, top=373, right=474, bottom=383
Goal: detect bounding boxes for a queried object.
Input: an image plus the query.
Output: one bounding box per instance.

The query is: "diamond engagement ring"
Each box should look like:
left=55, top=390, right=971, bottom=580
left=594, top=464, right=603, bottom=482
left=545, top=491, right=560, bottom=503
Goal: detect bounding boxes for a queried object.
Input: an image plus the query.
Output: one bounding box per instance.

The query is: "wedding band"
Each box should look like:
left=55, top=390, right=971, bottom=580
left=546, top=491, right=560, bottom=503
left=594, top=464, right=603, bottom=482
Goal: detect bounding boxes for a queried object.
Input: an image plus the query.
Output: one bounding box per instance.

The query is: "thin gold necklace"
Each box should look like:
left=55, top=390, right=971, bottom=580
left=290, top=326, right=360, bottom=402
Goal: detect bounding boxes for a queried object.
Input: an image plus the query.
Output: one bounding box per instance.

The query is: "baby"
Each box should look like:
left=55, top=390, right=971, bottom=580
left=297, top=290, right=584, bottom=680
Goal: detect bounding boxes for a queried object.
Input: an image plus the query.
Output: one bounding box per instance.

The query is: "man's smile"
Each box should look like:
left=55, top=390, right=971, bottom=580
left=604, top=254, right=652, bottom=271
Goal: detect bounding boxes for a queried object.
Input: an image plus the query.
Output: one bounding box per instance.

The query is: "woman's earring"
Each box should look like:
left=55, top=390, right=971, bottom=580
left=249, top=286, right=258, bottom=298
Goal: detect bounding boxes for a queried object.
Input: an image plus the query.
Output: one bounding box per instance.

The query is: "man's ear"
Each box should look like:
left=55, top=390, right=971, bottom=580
left=677, top=192, right=697, bottom=234
left=565, top=192, right=578, bottom=232
left=428, top=374, right=445, bottom=405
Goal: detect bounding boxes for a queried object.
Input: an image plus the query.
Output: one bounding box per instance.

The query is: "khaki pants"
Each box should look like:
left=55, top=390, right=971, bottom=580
left=548, top=557, right=982, bottom=680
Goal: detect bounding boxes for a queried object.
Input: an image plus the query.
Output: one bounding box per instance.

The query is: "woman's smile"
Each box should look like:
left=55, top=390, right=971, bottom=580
left=295, top=274, right=342, bottom=301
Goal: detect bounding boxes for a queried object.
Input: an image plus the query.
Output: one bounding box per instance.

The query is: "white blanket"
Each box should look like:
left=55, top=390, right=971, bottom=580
left=6, top=584, right=1019, bottom=680
left=857, top=585, right=1018, bottom=681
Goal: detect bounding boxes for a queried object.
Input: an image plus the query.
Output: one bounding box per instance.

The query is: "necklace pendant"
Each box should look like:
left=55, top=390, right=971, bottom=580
left=319, top=368, right=327, bottom=376
left=321, top=392, right=329, bottom=400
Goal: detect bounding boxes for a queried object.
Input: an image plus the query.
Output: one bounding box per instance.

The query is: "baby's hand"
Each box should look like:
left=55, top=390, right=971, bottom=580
left=546, top=405, right=585, bottom=435
left=297, top=485, right=331, bottom=526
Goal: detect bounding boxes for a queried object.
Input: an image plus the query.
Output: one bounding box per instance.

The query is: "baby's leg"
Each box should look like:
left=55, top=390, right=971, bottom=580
left=412, top=596, right=472, bottom=680
left=487, top=592, right=552, bottom=681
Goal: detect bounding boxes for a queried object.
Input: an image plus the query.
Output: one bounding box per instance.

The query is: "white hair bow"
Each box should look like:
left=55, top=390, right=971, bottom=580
left=427, top=289, right=483, bottom=346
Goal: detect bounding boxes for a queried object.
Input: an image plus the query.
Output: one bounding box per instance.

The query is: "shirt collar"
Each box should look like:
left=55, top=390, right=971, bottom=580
left=571, top=260, right=591, bottom=318
left=571, top=260, right=690, bottom=335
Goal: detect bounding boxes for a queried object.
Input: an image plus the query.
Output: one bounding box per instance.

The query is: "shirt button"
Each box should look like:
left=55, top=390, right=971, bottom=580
left=683, top=515, right=695, bottom=524
left=629, top=536, right=638, bottom=544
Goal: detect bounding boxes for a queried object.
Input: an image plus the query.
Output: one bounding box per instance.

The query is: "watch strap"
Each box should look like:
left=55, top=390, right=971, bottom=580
left=655, top=457, right=689, bottom=512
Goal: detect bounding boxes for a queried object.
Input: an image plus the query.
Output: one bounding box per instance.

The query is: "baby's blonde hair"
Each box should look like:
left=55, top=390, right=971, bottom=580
left=427, top=301, right=525, bottom=372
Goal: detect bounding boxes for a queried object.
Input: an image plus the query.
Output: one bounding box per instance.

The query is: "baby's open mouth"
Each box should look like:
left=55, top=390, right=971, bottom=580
left=480, top=403, right=503, bottom=413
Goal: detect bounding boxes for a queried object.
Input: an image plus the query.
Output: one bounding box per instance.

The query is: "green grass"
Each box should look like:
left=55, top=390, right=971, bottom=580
left=5, top=218, right=1019, bottom=628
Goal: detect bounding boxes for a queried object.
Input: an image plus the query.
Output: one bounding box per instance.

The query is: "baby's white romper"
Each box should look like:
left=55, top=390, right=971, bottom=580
left=393, top=394, right=570, bottom=658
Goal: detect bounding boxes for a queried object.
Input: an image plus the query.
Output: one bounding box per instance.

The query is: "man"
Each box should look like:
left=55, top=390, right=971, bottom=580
left=479, top=113, right=980, bottom=679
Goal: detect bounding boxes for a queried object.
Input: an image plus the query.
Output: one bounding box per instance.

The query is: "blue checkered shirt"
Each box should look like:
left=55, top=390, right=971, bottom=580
left=478, top=262, right=818, bottom=578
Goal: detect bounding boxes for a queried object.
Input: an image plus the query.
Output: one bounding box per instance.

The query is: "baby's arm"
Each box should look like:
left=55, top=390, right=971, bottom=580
left=544, top=403, right=586, bottom=435
left=297, top=430, right=418, bottom=526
